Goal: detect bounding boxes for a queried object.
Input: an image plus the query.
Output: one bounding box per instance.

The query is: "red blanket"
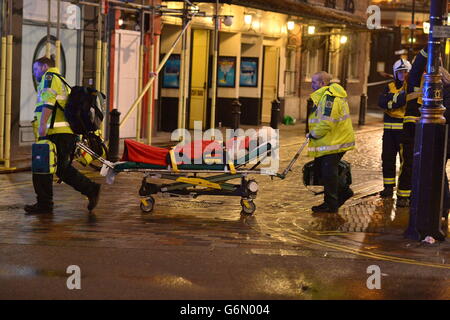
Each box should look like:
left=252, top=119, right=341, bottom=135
left=121, top=137, right=250, bottom=166
left=121, top=139, right=169, bottom=166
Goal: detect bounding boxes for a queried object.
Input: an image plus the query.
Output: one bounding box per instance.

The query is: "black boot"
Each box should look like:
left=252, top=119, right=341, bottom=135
left=380, top=185, right=394, bottom=198
left=24, top=203, right=53, bottom=215
left=396, top=196, right=410, bottom=207
left=87, top=183, right=101, bottom=212
left=312, top=203, right=338, bottom=213
left=339, top=188, right=354, bottom=207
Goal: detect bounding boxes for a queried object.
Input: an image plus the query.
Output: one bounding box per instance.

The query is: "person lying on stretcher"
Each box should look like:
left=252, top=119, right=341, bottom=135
left=121, top=127, right=277, bottom=167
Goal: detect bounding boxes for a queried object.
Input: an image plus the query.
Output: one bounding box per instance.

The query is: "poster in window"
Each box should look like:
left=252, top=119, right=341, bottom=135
left=217, top=56, right=236, bottom=88
left=240, top=57, right=258, bottom=87
left=162, top=54, right=181, bottom=88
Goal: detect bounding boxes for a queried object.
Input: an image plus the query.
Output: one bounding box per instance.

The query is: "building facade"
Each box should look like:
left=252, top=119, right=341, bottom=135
left=0, top=0, right=372, bottom=169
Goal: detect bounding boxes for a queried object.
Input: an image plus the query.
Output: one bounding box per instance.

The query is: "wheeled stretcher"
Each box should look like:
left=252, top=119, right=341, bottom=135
left=79, top=134, right=309, bottom=215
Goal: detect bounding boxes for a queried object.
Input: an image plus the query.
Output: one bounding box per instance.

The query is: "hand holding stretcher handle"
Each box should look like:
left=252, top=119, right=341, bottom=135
left=277, top=137, right=310, bottom=179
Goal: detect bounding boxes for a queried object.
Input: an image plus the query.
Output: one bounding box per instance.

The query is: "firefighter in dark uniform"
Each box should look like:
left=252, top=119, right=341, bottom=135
left=24, top=56, right=101, bottom=214
left=396, top=49, right=427, bottom=207
left=378, top=58, right=411, bottom=198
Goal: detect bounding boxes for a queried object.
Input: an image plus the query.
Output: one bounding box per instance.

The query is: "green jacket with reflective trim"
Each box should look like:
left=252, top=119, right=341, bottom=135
left=308, top=83, right=355, bottom=158
left=33, top=67, right=73, bottom=137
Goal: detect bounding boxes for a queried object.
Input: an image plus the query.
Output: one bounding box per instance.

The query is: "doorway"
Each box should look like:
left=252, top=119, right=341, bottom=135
left=188, top=29, right=210, bottom=129
left=261, top=46, right=279, bottom=123
left=113, top=30, right=140, bottom=138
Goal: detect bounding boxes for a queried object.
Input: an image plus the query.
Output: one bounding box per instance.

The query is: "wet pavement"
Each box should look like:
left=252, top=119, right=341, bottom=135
left=0, top=117, right=449, bottom=299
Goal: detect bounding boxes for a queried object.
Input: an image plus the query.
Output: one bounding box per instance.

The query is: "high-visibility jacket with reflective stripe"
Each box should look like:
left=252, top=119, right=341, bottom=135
left=308, top=83, right=355, bottom=158
left=33, top=67, right=73, bottom=137
left=378, top=81, right=407, bottom=129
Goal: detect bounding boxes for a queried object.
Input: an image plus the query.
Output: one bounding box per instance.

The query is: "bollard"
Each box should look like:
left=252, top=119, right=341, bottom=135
left=359, top=93, right=367, bottom=126
left=109, top=109, right=121, bottom=162
left=305, top=98, right=314, bottom=134
left=270, top=99, right=281, bottom=129
left=232, top=99, right=241, bottom=130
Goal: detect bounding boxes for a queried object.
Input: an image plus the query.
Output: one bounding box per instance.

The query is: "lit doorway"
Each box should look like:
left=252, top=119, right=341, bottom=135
left=261, top=46, right=279, bottom=123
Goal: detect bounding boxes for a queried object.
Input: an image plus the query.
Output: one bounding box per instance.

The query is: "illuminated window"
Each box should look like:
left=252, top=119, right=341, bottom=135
left=348, top=34, right=360, bottom=80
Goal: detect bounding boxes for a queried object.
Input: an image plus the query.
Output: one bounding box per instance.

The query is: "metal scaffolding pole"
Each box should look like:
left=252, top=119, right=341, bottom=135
left=4, top=33, right=13, bottom=168
left=210, top=0, right=219, bottom=132
left=46, top=0, right=51, bottom=58
left=55, top=0, right=61, bottom=70
left=120, top=17, right=194, bottom=128
left=101, top=2, right=109, bottom=137
left=0, top=0, right=6, bottom=161
left=1, top=0, right=14, bottom=169
left=136, top=8, right=145, bottom=142
left=96, top=2, right=103, bottom=92
left=147, top=4, right=156, bottom=145
left=177, top=6, right=188, bottom=138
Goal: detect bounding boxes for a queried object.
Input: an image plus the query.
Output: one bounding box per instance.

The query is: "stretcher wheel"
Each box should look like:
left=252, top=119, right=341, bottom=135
left=240, top=199, right=256, bottom=215
left=140, top=196, right=155, bottom=213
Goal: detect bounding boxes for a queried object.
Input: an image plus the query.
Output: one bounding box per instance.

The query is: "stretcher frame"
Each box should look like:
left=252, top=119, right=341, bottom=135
left=79, top=138, right=309, bottom=215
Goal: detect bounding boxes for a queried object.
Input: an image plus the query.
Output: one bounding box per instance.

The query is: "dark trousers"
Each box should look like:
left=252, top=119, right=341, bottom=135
left=397, top=122, right=416, bottom=197
left=33, top=133, right=97, bottom=207
left=382, top=129, right=403, bottom=187
left=314, top=152, right=350, bottom=209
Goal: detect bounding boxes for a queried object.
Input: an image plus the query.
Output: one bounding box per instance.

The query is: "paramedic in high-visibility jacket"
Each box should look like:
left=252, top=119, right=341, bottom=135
left=377, top=58, right=411, bottom=199
left=24, top=56, right=100, bottom=215
left=307, top=71, right=355, bottom=213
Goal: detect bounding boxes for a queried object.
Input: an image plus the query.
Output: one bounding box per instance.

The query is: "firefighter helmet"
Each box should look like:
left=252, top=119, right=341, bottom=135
left=393, top=59, right=412, bottom=78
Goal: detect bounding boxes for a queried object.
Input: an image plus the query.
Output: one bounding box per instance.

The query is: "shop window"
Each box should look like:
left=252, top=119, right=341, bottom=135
left=348, top=34, right=360, bottom=80
left=304, top=36, right=325, bottom=79
left=327, top=34, right=341, bottom=81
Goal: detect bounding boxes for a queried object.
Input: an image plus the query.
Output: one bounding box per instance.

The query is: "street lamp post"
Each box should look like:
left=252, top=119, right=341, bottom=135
left=405, top=0, right=448, bottom=241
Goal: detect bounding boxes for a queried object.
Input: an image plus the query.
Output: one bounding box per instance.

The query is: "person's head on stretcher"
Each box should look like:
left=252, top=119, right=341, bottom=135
left=173, top=126, right=276, bottom=165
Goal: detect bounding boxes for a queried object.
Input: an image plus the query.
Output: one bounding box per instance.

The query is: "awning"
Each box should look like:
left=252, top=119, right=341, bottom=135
left=229, top=0, right=366, bottom=29
left=166, top=0, right=367, bottom=29
left=182, top=0, right=367, bottom=29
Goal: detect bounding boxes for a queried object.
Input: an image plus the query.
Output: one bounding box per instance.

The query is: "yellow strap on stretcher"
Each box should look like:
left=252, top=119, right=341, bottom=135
left=176, top=177, right=222, bottom=189
left=228, top=161, right=236, bottom=174
left=169, top=149, right=179, bottom=172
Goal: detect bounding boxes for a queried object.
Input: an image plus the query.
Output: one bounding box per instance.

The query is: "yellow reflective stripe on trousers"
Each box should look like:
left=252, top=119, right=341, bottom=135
left=383, top=178, right=395, bottom=184
left=397, top=189, right=411, bottom=197
left=384, top=122, right=403, bottom=129
left=308, top=141, right=355, bottom=153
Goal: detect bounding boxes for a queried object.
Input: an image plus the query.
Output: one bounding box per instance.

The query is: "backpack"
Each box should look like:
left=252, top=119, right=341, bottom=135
left=48, top=73, right=105, bottom=135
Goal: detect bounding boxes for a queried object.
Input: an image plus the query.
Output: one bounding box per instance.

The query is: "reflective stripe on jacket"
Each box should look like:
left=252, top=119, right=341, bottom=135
left=308, top=83, right=355, bottom=158
left=33, top=67, right=73, bottom=137
left=379, top=81, right=407, bottom=125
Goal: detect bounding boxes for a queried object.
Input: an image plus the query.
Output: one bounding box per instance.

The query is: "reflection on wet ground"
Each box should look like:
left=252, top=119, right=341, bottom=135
left=0, top=126, right=449, bottom=299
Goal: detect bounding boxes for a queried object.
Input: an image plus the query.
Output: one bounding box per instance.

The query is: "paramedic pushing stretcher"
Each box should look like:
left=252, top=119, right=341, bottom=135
left=24, top=57, right=100, bottom=215
left=307, top=71, right=355, bottom=213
